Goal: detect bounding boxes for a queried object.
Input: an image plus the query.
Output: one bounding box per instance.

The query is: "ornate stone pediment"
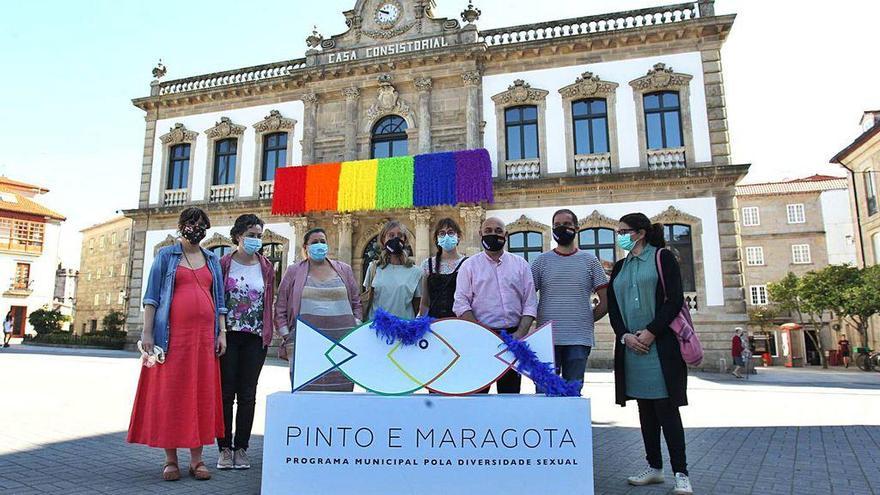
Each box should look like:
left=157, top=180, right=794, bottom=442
left=366, top=75, right=413, bottom=127
left=153, top=234, right=177, bottom=255
left=261, top=228, right=289, bottom=246
left=579, top=210, right=618, bottom=230
left=159, top=123, right=198, bottom=145
left=201, top=232, right=234, bottom=249
left=629, top=63, right=692, bottom=91
left=205, top=117, right=246, bottom=140
left=507, top=214, right=550, bottom=233
left=559, top=72, right=618, bottom=99
left=253, top=110, right=297, bottom=133
left=491, top=80, right=549, bottom=105
left=651, top=206, right=700, bottom=225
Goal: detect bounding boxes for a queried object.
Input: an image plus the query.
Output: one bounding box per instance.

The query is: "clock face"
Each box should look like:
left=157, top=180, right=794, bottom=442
left=374, top=1, right=401, bottom=28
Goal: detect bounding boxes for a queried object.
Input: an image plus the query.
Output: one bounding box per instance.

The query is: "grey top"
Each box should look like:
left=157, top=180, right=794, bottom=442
left=363, top=262, right=423, bottom=320
left=531, top=249, right=609, bottom=346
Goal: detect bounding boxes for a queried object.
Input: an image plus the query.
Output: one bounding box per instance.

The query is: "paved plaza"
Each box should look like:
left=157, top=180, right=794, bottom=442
left=0, top=345, right=878, bottom=495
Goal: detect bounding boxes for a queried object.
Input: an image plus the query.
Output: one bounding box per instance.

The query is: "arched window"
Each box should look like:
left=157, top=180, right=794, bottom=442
left=664, top=224, right=695, bottom=292
left=262, top=132, right=287, bottom=181
left=212, top=138, right=237, bottom=185
left=507, top=231, right=543, bottom=263
left=578, top=227, right=616, bottom=264
left=262, top=242, right=284, bottom=289
left=644, top=91, right=683, bottom=150
left=371, top=116, right=408, bottom=158
left=208, top=245, right=233, bottom=258
left=572, top=99, right=609, bottom=155
left=505, top=106, right=539, bottom=160
left=167, top=143, right=190, bottom=189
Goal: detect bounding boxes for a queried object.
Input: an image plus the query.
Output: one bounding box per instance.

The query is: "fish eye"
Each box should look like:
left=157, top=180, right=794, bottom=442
left=418, top=339, right=429, bottom=350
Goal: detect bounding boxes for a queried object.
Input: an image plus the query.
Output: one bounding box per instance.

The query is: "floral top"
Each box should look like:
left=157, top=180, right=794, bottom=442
left=224, top=259, right=265, bottom=335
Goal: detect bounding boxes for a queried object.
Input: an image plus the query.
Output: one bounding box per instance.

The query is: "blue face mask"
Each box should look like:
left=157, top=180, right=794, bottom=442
left=437, top=234, right=459, bottom=252
left=617, top=233, right=636, bottom=251
left=308, top=242, right=329, bottom=261
left=242, top=237, right=262, bottom=255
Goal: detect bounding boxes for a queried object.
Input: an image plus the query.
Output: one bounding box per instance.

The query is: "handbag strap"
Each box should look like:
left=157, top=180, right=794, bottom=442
left=655, top=248, right=668, bottom=302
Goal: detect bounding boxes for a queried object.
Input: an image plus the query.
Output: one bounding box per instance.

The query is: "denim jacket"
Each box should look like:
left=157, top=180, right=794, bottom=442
left=143, top=242, right=227, bottom=354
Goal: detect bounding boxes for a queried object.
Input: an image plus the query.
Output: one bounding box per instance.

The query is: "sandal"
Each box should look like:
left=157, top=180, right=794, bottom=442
left=189, top=461, right=211, bottom=481
left=162, top=462, right=180, bottom=481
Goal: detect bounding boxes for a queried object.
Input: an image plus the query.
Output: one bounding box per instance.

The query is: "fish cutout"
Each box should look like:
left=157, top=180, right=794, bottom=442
left=291, top=317, right=555, bottom=396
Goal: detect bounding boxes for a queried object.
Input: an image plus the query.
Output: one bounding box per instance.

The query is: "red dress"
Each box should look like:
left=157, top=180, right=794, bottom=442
left=127, top=265, right=224, bottom=448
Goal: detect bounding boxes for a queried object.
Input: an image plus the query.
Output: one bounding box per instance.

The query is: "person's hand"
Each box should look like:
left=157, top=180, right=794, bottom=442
left=216, top=331, right=227, bottom=357
left=510, top=330, right=528, bottom=340
left=141, top=333, right=155, bottom=355
left=635, top=330, right=655, bottom=348
left=278, top=336, right=291, bottom=361
left=624, top=334, right=649, bottom=354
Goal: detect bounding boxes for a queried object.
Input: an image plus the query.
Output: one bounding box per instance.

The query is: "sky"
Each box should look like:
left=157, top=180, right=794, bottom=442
left=1, top=0, right=878, bottom=269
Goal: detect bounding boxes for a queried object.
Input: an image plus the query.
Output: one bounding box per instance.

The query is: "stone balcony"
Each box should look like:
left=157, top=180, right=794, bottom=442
left=209, top=184, right=236, bottom=203
left=163, top=189, right=187, bottom=207
left=647, top=147, right=687, bottom=171
left=574, top=153, right=612, bottom=176
left=505, top=158, right=541, bottom=181
left=258, top=181, right=275, bottom=200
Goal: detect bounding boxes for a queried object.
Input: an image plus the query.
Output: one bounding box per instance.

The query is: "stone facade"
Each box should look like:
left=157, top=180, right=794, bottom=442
left=73, top=216, right=133, bottom=334
left=124, top=0, right=749, bottom=370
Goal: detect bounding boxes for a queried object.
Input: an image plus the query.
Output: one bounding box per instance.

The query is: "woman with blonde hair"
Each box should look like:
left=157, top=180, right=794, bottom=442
left=362, top=220, right=422, bottom=320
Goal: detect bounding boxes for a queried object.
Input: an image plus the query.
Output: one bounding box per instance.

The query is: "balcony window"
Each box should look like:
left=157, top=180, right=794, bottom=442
left=644, top=91, right=683, bottom=150
left=262, top=132, right=287, bottom=181
left=664, top=223, right=695, bottom=292
left=213, top=139, right=237, bottom=186
left=572, top=99, right=609, bottom=155
left=13, top=263, right=30, bottom=290
left=505, top=106, right=539, bottom=160
left=167, top=143, right=190, bottom=190
left=0, top=219, right=44, bottom=253
left=371, top=115, right=408, bottom=159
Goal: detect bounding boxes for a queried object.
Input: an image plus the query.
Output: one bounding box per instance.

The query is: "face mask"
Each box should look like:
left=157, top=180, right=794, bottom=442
left=308, top=242, right=329, bottom=261
left=181, top=224, right=206, bottom=245
left=481, top=234, right=506, bottom=252
left=242, top=237, right=262, bottom=255
left=437, top=234, right=459, bottom=252
left=552, top=226, right=576, bottom=246
left=385, top=237, right=405, bottom=255
left=617, top=233, right=636, bottom=251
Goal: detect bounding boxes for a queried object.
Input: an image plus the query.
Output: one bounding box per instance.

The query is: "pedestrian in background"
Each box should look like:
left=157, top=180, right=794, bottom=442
left=2, top=310, right=12, bottom=347
left=127, top=207, right=226, bottom=482
left=838, top=335, right=851, bottom=368
left=216, top=214, right=275, bottom=471
left=732, top=327, right=746, bottom=378
left=607, top=212, right=692, bottom=495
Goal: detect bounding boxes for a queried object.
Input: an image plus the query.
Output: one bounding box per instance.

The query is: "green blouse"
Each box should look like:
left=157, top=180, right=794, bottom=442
left=612, top=244, right=668, bottom=399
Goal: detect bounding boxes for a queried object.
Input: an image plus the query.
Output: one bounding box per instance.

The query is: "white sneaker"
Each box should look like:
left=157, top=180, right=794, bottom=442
left=217, top=448, right=234, bottom=470
left=673, top=472, right=693, bottom=494
left=233, top=449, right=251, bottom=469
left=627, top=467, right=664, bottom=486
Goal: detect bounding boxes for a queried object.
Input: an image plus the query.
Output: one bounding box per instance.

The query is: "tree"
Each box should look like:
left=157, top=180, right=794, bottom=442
left=102, top=311, right=126, bottom=333
left=833, top=265, right=880, bottom=350
left=767, top=272, right=829, bottom=368
left=797, top=270, right=836, bottom=368
left=27, top=308, right=68, bottom=335
left=748, top=305, right=780, bottom=333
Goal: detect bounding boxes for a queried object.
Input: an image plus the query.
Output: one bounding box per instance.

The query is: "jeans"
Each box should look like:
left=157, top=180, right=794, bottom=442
left=636, top=398, right=688, bottom=476
left=218, top=331, right=267, bottom=451
left=536, top=345, right=591, bottom=394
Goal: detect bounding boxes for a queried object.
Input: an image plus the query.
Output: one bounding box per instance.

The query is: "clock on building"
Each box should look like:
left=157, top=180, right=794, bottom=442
left=374, top=1, right=402, bottom=29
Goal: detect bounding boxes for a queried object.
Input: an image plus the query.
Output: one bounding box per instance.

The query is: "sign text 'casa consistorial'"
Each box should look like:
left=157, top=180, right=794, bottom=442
left=322, top=36, right=451, bottom=64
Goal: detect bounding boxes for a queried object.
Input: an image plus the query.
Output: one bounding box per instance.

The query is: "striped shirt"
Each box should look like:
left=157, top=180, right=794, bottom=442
left=531, top=249, right=609, bottom=346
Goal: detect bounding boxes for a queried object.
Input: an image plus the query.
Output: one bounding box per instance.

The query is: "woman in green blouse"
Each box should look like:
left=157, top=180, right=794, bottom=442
left=607, top=212, right=692, bottom=495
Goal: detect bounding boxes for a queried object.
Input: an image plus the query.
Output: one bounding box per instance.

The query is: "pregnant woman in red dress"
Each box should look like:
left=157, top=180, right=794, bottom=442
left=127, top=207, right=228, bottom=481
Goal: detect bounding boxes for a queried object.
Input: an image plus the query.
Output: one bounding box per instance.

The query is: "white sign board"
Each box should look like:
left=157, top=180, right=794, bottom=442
left=262, top=392, right=594, bottom=495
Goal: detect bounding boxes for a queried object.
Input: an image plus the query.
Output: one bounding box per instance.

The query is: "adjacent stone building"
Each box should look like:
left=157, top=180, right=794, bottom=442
left=0, top=177, right=66, bottom=336
left=831, top=109, right=880, bottom=350
left=736, top=175, right=856, bottom=364
left=73, top=216, right=133, bottom=334
left=124, top=0, right=749, bottom=369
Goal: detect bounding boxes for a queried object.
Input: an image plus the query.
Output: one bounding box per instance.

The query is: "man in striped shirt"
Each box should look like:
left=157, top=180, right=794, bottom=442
left=531, top=209, right=609, bottom=392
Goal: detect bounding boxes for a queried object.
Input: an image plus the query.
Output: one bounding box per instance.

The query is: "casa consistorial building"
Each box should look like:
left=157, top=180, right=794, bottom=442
left=124, top=0, right=747, bottom=368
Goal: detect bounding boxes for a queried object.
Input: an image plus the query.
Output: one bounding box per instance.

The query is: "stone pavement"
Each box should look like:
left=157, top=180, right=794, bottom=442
left=0, top=345, right=878, bottom=495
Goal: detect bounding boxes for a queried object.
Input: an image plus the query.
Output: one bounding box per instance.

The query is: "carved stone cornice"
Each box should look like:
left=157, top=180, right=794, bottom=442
left=491, top=79, right=549, bottom=105
left=459, top=205, right=485, bottom=225
left=159, top=123, right=198, bottom=145
left=579, top=210, right=618, bottom=230
left=205, top=117, right=246, bottom=139
left=507, top=214, right=551, bottom=234
left=629, top=63, right=693, bottom=91
left=414, top=77, right=433, bottom=93
left=343, top=87, right=361, bottom=101
left=461, top=71, right=481, bottom=87
left=253, top=110, right=297, bottom=133
left=262, top=228, right=290, bottom=247
left=362, top=21, right=417, bottom=40
left=201, top=232, right=234, bottom=249
left=651, top=205, right=700, bottom=225
left=559, top=71, right=619, bottom=99
left=302, top=92, right=319, bottom=105
left=333, top=213, right=358, bottom=230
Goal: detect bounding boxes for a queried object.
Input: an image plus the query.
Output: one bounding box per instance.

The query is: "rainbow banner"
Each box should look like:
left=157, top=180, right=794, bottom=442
left=272, top=148, right=493, bottom=215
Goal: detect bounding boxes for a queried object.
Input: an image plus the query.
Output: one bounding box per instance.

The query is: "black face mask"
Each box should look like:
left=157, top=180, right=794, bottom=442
left=385, top=237, right=405, bottom=255
left=552, top=226, right=577, bottom=246
left=181, top=224, right=207, bottom=245
left=481, top=234, right=506, bottom=252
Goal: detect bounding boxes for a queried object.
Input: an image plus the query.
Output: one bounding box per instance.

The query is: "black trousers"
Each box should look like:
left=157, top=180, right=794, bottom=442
left=218, top=332, right=267, bottom=451
left=636, top=399, right=688, bottom=475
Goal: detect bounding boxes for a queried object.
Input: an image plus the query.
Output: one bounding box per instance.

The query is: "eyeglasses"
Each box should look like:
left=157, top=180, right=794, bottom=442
left=616, top=229, right=636, bottom=235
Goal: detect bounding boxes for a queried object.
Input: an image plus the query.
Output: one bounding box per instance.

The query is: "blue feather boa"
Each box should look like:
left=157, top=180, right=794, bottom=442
left=371, top=308, right=433, bottom=346
left=499, top=331, right=582, bottom=397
